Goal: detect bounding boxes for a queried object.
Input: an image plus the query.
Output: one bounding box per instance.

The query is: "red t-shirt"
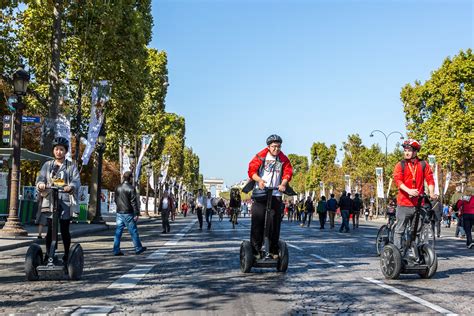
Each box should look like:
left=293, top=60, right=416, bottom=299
left=457, top=197, right=474, bottom=215
left=393, top=159, right=435, bottom=207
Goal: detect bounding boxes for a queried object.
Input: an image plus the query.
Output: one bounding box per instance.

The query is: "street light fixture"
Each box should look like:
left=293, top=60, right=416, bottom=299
left=370, top=129, right=404, bottom=216
left=0, top=65, right=30, bottom=236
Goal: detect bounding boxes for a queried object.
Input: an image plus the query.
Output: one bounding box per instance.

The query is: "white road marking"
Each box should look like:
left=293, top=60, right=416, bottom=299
left=364, top=277, right=458, bottom=315
left=71, top=305, right=114, bottom=315
left=287, top=243, right=345, bottom=267
left=108, top=219, right=197, bottom=289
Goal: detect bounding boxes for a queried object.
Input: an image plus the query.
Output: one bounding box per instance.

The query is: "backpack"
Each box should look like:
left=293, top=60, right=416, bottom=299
left=400, top=159, right=427, bottom=178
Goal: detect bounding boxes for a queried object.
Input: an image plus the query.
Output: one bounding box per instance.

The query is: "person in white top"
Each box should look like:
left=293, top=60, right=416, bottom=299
left=205, top=191, right=215, bottom=230
left=195, top=189, right=206, bottom=230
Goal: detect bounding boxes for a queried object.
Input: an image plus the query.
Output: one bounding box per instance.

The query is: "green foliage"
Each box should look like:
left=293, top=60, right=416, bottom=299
left=287, top=154, right=308, bottom=194
left=401, top=49, right=473, bottom=177
left=183, top=147, right=200, bottom=191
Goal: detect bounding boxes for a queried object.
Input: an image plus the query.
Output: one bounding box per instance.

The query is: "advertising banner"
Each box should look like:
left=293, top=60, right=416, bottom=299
left=82, top=80, right=110, bottom=165
left=100, top=189, right=109, bottom=213
left=0, top=172, right=8, bottom=199
left=344, top=175, right=351, bottom=193
left=135, top=135, right=154, bottom=183
left=376, top=167, right=384, bottom=198
left=78, top=186, right=89, bottom=205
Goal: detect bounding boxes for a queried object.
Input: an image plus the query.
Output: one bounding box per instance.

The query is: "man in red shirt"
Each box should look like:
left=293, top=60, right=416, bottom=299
left=393, top=139, right=437, bottom=250
left=246, top=134, right=293, bottom=259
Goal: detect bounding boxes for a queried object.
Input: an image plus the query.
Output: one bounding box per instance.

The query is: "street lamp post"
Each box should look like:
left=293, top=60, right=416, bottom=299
left=92, top=123, right=106, bottom=224
left=370, top=130, right=404, bottom=216
left=0, top=65, right=30, bottom=237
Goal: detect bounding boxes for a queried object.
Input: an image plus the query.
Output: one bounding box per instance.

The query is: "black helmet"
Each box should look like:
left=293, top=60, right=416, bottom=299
left=52, top=137, right=69, bottom=151
left=266, top=134, right=282, bottom=145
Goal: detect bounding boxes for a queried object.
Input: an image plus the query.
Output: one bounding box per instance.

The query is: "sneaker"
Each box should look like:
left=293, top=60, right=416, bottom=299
left=135, top=247, right=147, bottom=255
left=37, top=235, right=43, bottom=239
left=114, top=252, right=125, bottom=256
left=162, top=230, right=167, bottom=234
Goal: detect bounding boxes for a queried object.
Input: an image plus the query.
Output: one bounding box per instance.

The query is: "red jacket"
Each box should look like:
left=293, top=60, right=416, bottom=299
left=248, top=148, right=293, bottom=183
left=457, top=197, right=474, bottom=215
left=393, top=158, right=435, bottom=207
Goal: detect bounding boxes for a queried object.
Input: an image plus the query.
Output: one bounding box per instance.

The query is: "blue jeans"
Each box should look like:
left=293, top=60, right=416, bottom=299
left=113, top=213, right=144, bottom=254
left=339, top=209, right=350, bottom=232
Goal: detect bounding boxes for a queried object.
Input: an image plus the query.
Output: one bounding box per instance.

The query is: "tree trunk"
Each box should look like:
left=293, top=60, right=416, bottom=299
left=88, top=154, right=99, bottom=221
left=42, top=0, right=62, bottom=155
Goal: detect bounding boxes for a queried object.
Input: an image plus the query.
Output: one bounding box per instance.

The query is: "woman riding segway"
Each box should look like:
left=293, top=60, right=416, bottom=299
left=240, top=134, right=294, bottom=273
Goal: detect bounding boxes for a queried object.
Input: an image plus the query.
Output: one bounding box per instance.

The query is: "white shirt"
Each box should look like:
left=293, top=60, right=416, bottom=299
left=258, top=152, right=283, bottom=196
left=206, top=198, right=212, bottom=209
left=197, top=195, right=205, bottom=208
left=162, top=197, right=169, bottom=210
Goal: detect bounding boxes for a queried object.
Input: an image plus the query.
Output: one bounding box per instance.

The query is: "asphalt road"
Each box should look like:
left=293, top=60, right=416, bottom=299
left=0, top=213, right=472, bottom=315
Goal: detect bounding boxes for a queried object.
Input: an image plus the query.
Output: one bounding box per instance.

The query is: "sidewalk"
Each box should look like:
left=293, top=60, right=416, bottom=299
left=0, top=212, right=160, bottom=252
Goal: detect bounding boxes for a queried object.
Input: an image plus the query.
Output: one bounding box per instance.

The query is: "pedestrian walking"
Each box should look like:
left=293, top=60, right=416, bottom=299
left=327, top=193, right=338, bottom=229
left=455, top=187, right=474, bottom=249
left=195, top=189, right=205, bottom=230
left=317, top=196, right=328, bottom=229
left=205, top=191, right=215, bottom=230
left=431, top=199, right=443, bottom=238
left=351, top=193, right=363, bottom=229
left=338, top=191, right=351, bottom=233
left=287, top=200, right=295, bottom=222
left=301, top=196, right=313, bottom=227
left=113, top=171, right=146, bottom=256
left=181, top=201, right=188, bottom=217
left=159, top=191, right=174, bottom=234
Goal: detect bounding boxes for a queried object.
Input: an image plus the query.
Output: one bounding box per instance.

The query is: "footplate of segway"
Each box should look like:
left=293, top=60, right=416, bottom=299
left=37, top=264, right=68, bottom=278
left=254, top=258, right=278, bottom=268
left=402, top=264, right=429, bottom=274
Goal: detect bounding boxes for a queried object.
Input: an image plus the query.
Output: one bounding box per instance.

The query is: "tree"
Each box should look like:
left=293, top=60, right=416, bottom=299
left=307, top=142, right=338, bottom=193
left=287, top=154, right=308, bottom=194
left=401, top=49, right=473, bottom=183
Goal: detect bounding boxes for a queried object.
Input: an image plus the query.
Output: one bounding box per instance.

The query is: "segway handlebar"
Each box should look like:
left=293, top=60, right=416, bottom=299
left=416, top=193, right=432, bottom=210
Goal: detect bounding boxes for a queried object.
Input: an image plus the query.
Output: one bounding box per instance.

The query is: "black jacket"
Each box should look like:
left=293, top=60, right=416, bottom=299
left=339, top=195, right=352, bottom=211
left=115, top=181, right=139, bottom=215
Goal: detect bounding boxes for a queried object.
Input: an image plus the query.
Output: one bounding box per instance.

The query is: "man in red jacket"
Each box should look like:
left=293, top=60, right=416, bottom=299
left=393, top=139, right=437, bottom=250
left=247, top=134, right=293, bottom=259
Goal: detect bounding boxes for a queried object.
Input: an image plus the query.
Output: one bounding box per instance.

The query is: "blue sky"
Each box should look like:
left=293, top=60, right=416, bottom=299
left=150, top=0, right=473, bottom=186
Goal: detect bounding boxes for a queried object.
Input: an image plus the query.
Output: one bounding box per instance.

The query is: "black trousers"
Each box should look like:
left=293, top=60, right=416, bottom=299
left=318, top=212, right=327, bottom=228
left=463, top=213, right=474, bottom=246
left=250, top=196, right=282, bottom=254
left=46, top=218, right=71, bottom=260
left=161, top=209, right=170, bottom=232
left=196, top=207, right=203, bottom=229
left=206, top=208, right=213, bottom=229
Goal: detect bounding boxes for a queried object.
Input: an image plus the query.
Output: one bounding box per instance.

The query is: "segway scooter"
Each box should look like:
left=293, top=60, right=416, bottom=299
left=25, top=185, right=84, bottom=281
left=380, top=194, right=437, bottom=279
left=240, top=186, right=296, bottom=273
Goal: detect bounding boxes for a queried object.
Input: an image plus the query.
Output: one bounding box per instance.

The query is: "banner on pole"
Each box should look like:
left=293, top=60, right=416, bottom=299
left=81, top=80, right=110, bottom=165
left=444, top=172, right=452, bottom=195
left=386, top=178, right=393, bottom=199
left=160, top=155, right=171, bottom=185
left=135, top=135, right=154, bottom=183
left=428, top=155, right=440, bottom=195
left=376, top=167, right=384, bottom=198
left=344, top=175, right=351, bottom=193
left=319, top=181, right=325, bottom=197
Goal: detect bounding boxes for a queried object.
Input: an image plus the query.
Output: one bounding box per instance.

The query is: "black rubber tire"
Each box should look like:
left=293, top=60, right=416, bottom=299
left=25, top=243, right=43, bottom=281
left=376, top=225, right=390, bottom=256
left=240, top=241, right=254, bottom=273
left=277, top=240, right=289, bottom=272
left=68, top=243, right=84, bottom=280
left=380, top=244, right=402, bottom=280
left=418, top=244, right=438, bottom=279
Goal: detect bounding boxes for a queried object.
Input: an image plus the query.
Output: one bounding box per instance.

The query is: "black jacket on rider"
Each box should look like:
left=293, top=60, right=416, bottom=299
left=115, top=180, right=139, bottom=216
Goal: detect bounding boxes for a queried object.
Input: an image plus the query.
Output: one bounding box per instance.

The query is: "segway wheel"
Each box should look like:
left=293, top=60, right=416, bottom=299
left=418, top=244, right=437, bottom=279
left=240, top=241, right=254, bottom=273
left=25, top=243, right=43, bottom=281
left=277, top=240, right=289, bottom=273
left=375, top=225, right=389, bottom=256
left=380, top=244, right=402, bottom=280
left=68, top=243, right=84, bottom=280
